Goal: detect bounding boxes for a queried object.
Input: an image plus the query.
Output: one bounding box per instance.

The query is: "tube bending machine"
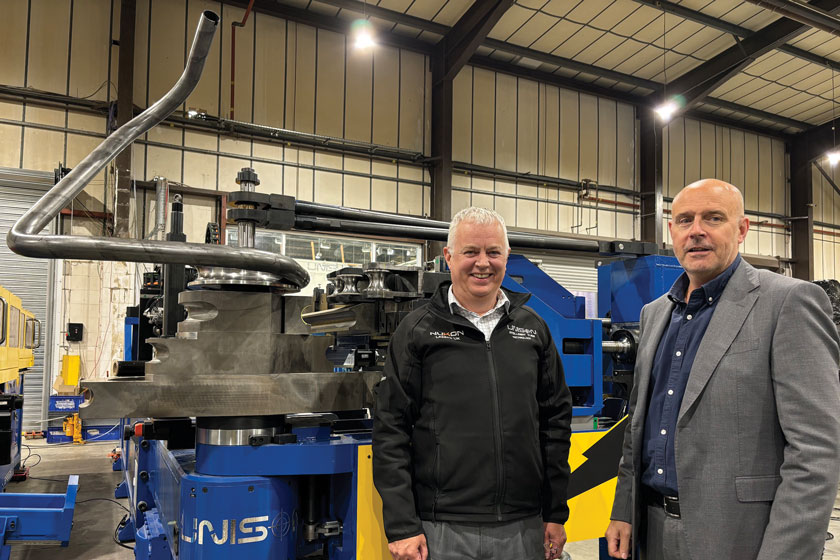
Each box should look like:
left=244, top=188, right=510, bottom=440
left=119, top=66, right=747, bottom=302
left=5, top=11, right=685, bottom=559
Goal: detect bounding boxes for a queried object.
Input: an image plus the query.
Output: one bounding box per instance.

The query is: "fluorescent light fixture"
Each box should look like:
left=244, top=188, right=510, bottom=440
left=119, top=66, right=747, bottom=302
left=187, top=109, right=199, bottom=118
left=655, top=101, right=678, bottom=122
left=828, top=151, right=840, bottom=166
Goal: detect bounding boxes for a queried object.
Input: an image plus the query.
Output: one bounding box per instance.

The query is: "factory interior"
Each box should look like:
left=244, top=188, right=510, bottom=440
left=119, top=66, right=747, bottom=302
left=2, top=0, right=840, bottom=559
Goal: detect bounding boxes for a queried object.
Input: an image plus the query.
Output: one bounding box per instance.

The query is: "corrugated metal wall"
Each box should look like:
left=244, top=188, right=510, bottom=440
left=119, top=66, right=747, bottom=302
left=452, top=65, right=638, bottom=238
left=663, top=117, right=788, bottom=260
left=0, top=0, right=432, bottom=217
left=0, top=169, right=54, bottom=430
left=812, top=161, right=840, bottom=281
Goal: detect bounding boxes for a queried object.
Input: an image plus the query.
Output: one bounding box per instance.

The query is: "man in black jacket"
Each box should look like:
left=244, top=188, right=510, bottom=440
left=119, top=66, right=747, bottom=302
left=373, top=207, right=573, bottom=560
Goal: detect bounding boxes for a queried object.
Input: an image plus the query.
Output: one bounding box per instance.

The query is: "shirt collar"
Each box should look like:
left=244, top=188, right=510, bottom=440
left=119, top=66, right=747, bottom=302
left=668, top=254, right=742, bottom=305
left=448, top=285, right=510, bottom=317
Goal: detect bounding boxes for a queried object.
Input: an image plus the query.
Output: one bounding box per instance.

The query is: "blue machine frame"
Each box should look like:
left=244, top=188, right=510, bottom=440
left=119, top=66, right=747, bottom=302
left=597, top=255, right=683, bottom=324
left=503, top=254, right=604, bottom=416
left=0, top=378, right=24, bottom=491
left=115, top=421, right=371, bottom=560
left=0, top=475, right=79, bottom=560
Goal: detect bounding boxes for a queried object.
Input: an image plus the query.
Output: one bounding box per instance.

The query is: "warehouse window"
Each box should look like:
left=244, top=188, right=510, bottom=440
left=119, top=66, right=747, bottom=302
left=8, top=307, right=19, bottom=349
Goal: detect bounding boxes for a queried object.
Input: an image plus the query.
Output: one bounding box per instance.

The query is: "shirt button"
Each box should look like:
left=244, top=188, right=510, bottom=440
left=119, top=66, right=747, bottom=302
left=686, top=314, right=692, bottom=320
left=661, top=429, right=667, bottom=435
left=708, top=297, right=713, bottom=302
left=668, top=389, right=674, bottom=396
left=675, top=350, right=682, bottom=357
left=657, top=468, right=664, bottom=475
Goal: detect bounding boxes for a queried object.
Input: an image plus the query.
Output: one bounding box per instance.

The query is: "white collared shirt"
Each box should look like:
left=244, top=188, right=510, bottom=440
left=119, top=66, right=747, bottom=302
left=448, top=286, right=510, bottom=341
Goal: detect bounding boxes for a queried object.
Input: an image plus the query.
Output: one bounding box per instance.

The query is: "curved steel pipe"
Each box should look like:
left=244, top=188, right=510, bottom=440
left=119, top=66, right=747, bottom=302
left=294, top=216, right=601, bottom=253
left=6, top=11, right=309, bottom=290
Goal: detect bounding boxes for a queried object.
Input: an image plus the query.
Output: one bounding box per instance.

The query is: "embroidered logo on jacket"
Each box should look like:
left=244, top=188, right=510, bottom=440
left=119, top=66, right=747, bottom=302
left=429, top=330, right=464, bottom=340
left=507, top=324, right=537, bottom=340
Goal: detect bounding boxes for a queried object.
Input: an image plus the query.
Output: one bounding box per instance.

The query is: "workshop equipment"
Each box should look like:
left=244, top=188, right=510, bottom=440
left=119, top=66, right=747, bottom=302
left=5, top=10, right=677, bottom=558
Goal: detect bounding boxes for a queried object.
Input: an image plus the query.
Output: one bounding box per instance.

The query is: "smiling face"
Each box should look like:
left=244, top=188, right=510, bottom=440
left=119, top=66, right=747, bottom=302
left=668, top=179, right=749, bottom=293
left=443, top=220, right=510, bottom=314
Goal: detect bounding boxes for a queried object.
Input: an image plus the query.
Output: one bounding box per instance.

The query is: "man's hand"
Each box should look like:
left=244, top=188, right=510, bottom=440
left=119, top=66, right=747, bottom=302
left=605, top=520, right=632, bottom=559
left=388, top=534, right=428, bottom=560
left=543, top=522, right=567, bottom=559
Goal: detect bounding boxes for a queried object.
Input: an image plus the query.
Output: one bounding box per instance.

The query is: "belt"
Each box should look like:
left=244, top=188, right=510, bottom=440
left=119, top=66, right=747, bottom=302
left=642, top=486, right=681, bottom=518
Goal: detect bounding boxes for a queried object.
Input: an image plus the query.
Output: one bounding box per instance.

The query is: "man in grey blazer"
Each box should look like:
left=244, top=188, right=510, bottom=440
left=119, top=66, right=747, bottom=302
left=605, top=178, right=840, bottom=560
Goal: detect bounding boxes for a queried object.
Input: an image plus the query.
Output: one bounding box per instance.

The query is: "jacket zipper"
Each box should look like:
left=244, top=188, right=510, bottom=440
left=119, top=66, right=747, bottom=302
left=432, top=440, right=439, bottom=521
left=486, top=338, right=505, bottom=520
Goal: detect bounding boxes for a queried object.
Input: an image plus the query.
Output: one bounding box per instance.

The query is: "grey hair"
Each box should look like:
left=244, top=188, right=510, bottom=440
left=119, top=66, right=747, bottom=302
left=446, top=207, right=509, bottom=251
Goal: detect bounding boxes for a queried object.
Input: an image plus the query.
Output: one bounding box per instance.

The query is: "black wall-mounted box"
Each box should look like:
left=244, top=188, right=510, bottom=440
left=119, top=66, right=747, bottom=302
left=66, top=323, right=84, bottom=342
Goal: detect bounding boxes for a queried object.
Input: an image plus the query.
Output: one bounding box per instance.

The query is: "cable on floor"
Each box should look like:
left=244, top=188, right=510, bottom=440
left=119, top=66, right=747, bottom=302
left=114, top=514, right=135, bottom=551
left=28, top=476, right=69, bottom=483
left=77, top=497, right=130, bottom=514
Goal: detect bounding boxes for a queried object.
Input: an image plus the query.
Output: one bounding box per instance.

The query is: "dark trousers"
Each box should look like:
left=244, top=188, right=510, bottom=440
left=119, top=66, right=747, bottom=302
left=643, top=504, right=689, bottom=560
left=421, top=516, right=544, bottom=560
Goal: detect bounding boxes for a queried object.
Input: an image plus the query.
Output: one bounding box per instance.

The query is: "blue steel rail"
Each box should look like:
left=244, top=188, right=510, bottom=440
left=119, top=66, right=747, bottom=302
left=0, top=474, right=79, bottom=559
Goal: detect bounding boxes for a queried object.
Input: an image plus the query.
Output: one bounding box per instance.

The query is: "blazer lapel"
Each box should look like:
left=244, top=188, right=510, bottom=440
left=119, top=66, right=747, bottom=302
left=678, top=261, right=760, bottom=424
left=632, top=297, right=673, bottom=435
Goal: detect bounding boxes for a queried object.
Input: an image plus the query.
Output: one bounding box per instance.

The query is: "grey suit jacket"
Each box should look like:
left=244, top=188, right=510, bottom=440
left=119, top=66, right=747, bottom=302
left=611, top=259, right=840, bottom=560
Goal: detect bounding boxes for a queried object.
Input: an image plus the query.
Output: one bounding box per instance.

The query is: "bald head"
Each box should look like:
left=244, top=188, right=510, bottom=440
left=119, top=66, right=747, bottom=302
left=674, top=179, right=745, bottom=218
left=669, top=178, right=750, bottom=297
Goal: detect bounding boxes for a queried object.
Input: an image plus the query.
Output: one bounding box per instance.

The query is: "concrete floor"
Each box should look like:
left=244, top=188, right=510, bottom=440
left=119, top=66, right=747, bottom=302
left=4, top=440, right=840, bottom=559
left=10, top=439, right=131, bottom=560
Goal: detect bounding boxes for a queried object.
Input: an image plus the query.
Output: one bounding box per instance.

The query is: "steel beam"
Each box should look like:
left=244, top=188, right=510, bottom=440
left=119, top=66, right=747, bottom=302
left=114, top=0, right=136, bottom=238
left=746, top=0, right=840, bottom=37
left=440, top=0, right=513, bottom=82
left=430, top=56, right=453, bottom=258
left=226, top=0, right=433, bottom=54
left=639, top=109, right=664, bottom=248
left=788, top=121, right=836, bottom=279
left=813, top=159, right=840, bottom=197
left=651, top=1, right=840, bottom=112
left=632, top=0, right=840, bottom=72
left=696, top=97, right=808, bottom=131
left=429, top=2, right=514, bottom=252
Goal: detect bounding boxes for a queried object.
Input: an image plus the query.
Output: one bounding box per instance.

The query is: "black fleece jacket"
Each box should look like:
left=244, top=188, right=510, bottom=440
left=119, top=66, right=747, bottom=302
left=372, top=282, right=572, bottom=542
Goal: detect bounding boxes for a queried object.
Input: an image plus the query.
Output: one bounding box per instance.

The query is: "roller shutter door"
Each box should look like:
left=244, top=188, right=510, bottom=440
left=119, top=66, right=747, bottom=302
left=522, top=253, right=599, bottom=292
left=521, top=252, right=599, bottom=317
left=0, top=168, right=55, bottom=431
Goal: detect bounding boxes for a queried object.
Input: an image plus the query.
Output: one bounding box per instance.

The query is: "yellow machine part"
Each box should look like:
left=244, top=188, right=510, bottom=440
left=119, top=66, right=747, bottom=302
left=356, top=445, right=391, bottom=559
left=61, top=355, right=81, bottom=386
left=356, top=423, right=624, bottom=557
left=564, top=420, right=625, bottom=542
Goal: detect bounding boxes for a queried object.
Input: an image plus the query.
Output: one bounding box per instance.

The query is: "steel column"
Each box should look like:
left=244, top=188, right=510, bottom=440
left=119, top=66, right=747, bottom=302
left=114, top=0, right=136, bottom=238
left=788, top=122, right=835, bottom=280
left=640, top=109, right=664, bottom=248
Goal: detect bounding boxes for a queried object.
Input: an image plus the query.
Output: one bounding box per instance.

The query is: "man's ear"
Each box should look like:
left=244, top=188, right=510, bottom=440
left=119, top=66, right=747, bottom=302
left=737, top=216, right=750, bottom=244
left=443, top=246, right=452, bottom=265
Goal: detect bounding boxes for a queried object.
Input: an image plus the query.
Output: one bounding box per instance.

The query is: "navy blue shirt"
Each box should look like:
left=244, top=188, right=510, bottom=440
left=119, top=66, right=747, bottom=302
left=640, top=255, right=742, bottom=496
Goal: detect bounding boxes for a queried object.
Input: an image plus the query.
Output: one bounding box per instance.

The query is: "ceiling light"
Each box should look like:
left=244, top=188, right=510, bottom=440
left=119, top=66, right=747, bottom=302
left=655, top=101, right=678, bottom=122
left=355, top=29, right=375, bottom=49
left=828, top=151, right=840, bottom=166
left=187, top=109, right=199, bottom=118
left=352, top=19, right=375, bottom=50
